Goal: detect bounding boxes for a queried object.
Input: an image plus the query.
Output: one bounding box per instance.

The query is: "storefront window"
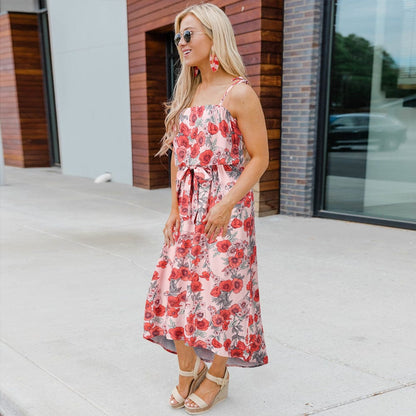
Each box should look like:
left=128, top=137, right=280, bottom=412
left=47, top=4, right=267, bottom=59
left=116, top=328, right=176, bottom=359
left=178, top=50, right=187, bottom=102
left=323, top=0, right=416, bottom=224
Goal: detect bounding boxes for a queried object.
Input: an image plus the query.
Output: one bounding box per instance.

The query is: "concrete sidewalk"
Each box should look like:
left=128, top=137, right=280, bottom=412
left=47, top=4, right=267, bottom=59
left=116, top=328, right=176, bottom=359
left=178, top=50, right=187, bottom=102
left=0, top=166, right=415, bottom=416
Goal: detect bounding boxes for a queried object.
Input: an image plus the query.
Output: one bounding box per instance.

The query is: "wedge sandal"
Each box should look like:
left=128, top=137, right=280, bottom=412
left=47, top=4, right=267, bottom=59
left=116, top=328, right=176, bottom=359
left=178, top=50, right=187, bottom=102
left=170, top=356, right=207, bottom=409
left=184, top=368, right=229, bottom=414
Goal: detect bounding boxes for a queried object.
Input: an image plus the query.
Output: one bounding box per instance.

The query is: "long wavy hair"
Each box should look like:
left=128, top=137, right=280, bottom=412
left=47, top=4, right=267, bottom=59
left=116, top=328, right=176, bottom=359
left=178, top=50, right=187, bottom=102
left=156, top=3, right=247, bottom=156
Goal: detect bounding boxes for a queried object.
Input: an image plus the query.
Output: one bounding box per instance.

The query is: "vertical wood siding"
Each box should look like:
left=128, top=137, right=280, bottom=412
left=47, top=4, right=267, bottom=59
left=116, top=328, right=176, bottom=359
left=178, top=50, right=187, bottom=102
left=0, top=12, right=50, bottom=168
left=127, top=0, right=282, bottom=215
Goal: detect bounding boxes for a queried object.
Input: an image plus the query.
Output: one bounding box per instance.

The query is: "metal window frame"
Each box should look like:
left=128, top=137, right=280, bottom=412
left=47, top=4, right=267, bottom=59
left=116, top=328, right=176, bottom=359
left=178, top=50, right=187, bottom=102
left=313, top=0, right=416, bottom=231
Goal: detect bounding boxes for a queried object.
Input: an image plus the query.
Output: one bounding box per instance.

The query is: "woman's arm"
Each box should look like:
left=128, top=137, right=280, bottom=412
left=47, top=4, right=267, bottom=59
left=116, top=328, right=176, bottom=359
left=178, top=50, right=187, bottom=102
left=204, top=84, right=269, bottom=241
left=164, top=153, right=180, bottom=246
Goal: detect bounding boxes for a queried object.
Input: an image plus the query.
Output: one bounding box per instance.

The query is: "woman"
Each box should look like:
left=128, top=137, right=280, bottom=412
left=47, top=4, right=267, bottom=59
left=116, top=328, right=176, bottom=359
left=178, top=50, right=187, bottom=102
left=143, top=3, right=269, bottom=413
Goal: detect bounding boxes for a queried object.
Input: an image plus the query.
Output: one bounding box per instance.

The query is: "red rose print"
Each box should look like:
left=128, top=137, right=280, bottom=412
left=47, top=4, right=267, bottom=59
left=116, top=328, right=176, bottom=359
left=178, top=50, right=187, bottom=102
left=212, top=314, right=224, bottom=327
left=190, top=144, right=199, bottom=158
left=178, top=266, right=190, bottom=280
left=244, top=193, right=252, bottom=207
left=145, top=300, right=152, bottom=311
left=232, top=279, right=243, bottom=293
left=219, top=280, right=233, bottom=292
left=191, top=245, right=202, bottom=257
left=169, top=268, right=180, bottom=280
left=219, top=120, right=229, bottom=137
left=229, top=256, right=242, bottom=268
left=176, top=246, right=189, bottom=258
left=237, top=341, right=246, bottom=350
left=231, top=218, right=242, bottom=228
left=197, top=106, right=204, bottom=117
left=199, top=149, right=213, bottom=166
left=152, top=271, right=159, bottom=280
left=156, top=260, right=167, bottom=269
left=168, top=327, right=184, bottom=339
left=231, top=145, right=239, bottom=158
left=185, top=323, right=196, bottom=336
left=236, top=249, right=244, bottom=258
left=212, top=338, right=222, bottom=348
left=231, top=132, right=239, bottom=146
left=183, top=239, right=192, bottom=248
left=168, top=296, right=180, bottom=307
left=254, top=289, right=260, bottom=302
left=191, top=281, right=202, bottom=292
left=208, top=122, right=218, bottom=135
left=210, top=286, right=221, bottom=297
left=178, top=291, right=187, bottom=303
left=144, top=322, right=153, bottom=331
left=167, top=307, right=179, bottom=317
left=216, top=240, right=231, bottom=253
left=144, top=310, right=154, bottom=321
left=201, top=271, right=210, bottom=280
left=191, top=127, right=198, bottom=140
left=151, top=326, right=164, bottom=337
left=231, top=348, right=243, bottom=358
left=187, top=313, right=195, bottom=324
left=219, top=309, right=231, bottom=321
left=195, top=318, right=209, bottom=331
left=224, top=339, right=231, bottom=351
left=197, top=132, right=205, bottom=146
left=222, top=321, right=229, bottom=330
left=177, top=136, right=189, bottom=148
left=248, top=315, right=254, bottom=326
left=244, top=217, right=254, bottom=234
left=195, top=224, right=205, bottom=234
left=230, top=304, right=241, bottom=315
left=176, top=146, right=187, bottom=163
left=180, top=123, right=190, bottom=136
left=154, top=305, right=165, bottom=317
left=189, top=112, right=198, bottom=126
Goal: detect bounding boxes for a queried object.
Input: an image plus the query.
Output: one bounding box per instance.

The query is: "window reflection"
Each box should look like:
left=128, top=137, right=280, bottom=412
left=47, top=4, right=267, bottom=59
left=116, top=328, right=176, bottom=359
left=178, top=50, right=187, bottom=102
left=324, top=0, right=416, bottom=223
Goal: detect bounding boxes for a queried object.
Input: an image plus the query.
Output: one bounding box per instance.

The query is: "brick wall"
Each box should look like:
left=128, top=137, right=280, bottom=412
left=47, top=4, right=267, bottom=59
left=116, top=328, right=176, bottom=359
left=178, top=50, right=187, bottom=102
left=280, top=0, right=323, bottom=215
left=127, top=0, right=283, bottom=216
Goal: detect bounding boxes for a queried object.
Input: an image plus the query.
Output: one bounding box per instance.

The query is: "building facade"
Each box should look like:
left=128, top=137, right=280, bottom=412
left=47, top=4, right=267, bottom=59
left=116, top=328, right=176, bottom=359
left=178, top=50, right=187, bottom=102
left=0, top=0, right=415, bottom=229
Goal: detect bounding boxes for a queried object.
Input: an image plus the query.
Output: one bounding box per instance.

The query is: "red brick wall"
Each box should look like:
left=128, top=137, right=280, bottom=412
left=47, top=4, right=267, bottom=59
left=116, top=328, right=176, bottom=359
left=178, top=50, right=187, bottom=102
left=127, top=0, right=283, bottom=215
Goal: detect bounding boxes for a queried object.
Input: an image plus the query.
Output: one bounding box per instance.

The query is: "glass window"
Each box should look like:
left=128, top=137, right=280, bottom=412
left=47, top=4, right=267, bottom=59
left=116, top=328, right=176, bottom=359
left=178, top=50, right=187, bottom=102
left=323, top=0, right=416, bottom=224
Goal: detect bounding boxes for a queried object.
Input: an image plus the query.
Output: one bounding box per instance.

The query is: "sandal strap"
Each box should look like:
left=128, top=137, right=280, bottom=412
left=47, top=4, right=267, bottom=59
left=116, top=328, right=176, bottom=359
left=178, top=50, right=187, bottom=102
left=206, top=369, right=228, bottom=387
left=171, top=386, right=185, bottom=404
left=187, top=392, right=208, bottom=409
left=178, top=356, right=201, bottom=378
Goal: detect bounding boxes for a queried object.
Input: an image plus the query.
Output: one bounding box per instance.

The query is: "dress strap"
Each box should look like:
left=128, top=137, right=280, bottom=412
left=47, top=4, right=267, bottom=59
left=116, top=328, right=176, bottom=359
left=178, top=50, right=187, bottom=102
left=219, top=77, right=248, bottom=105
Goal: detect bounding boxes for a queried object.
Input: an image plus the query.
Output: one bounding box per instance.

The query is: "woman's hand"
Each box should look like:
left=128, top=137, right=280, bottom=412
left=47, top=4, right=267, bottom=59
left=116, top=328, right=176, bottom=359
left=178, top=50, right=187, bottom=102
left=164, top=209, right=180, bottom=247
left=204, top=201, right=233, bottom=242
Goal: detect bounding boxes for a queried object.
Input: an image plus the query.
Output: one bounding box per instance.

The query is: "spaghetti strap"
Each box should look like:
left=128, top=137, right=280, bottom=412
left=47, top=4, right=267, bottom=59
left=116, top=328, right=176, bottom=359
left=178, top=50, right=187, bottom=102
left=219, top=77, right=248, bottom=105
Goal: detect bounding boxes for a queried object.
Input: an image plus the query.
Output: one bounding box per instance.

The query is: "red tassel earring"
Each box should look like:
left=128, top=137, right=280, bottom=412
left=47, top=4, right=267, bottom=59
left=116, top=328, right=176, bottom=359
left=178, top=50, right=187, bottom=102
left=193, top=66, right=200, bottom=77
left=209, top=53, right=219, bottom=72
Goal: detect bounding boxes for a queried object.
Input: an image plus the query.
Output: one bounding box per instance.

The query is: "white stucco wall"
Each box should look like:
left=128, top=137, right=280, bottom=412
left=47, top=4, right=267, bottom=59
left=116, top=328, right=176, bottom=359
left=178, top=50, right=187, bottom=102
left=47, top=0, right=132, bottom=184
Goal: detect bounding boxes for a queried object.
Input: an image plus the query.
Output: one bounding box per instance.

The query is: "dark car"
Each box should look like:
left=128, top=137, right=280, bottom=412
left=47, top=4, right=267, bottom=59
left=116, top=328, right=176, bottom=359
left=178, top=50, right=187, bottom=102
left=328, top=113, right=407, bottom=151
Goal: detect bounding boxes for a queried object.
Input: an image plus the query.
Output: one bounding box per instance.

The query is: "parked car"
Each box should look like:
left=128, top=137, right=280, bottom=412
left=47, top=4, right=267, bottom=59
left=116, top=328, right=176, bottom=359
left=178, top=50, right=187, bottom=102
left=328, top=113, right=407, bottom=151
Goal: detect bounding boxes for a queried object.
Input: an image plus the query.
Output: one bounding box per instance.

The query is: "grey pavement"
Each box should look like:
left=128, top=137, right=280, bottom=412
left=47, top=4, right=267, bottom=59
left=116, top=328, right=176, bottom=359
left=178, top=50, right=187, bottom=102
left=0, top=166, right=415, bottom=416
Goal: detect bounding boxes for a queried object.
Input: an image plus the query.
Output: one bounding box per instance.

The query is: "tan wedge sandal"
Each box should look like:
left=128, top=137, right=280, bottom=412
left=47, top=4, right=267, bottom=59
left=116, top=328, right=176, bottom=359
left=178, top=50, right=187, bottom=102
left=184, top=368, right=229, bottom=414
left=170, top=356, right=207, bottom=409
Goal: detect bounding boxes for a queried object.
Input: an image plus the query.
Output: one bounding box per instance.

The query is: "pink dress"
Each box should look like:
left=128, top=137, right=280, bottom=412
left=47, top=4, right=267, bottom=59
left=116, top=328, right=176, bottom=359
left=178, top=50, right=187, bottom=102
left=143, top=78, right=268, bottom=367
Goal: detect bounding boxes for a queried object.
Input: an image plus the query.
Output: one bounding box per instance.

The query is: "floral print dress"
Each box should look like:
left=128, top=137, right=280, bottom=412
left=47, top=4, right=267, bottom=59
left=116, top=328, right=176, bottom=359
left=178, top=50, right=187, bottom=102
left=143, top=77, right=268, bottom=367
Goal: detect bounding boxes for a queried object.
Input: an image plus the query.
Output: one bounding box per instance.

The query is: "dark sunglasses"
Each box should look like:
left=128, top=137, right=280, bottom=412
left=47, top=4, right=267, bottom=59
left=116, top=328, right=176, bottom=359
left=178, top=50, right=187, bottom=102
left=174, top=30, right=193, bottom=46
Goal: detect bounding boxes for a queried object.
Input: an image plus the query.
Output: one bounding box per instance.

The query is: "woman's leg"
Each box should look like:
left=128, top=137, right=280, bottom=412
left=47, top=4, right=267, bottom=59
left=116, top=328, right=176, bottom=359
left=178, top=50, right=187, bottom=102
left=170, top=340, right=205, bottom=405
left=185, top=354, right=228, bottom=409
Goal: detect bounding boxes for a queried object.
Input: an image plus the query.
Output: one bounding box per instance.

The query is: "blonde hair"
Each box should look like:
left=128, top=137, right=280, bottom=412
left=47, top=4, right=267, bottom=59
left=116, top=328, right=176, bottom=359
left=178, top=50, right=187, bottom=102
left=156, top=3, right=247, bottom=156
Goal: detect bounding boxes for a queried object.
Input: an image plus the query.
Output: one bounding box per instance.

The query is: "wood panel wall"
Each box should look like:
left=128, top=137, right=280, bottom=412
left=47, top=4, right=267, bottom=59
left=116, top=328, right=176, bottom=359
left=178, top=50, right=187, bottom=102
left=0, top=12, right=50, bottom=167
left=127, top=0, right=282, bottom=215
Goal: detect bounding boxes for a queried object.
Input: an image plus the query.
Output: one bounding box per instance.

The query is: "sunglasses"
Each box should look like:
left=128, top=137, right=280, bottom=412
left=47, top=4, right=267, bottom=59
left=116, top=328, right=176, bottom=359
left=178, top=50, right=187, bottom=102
left=174, top=30, right=194, bottom=46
